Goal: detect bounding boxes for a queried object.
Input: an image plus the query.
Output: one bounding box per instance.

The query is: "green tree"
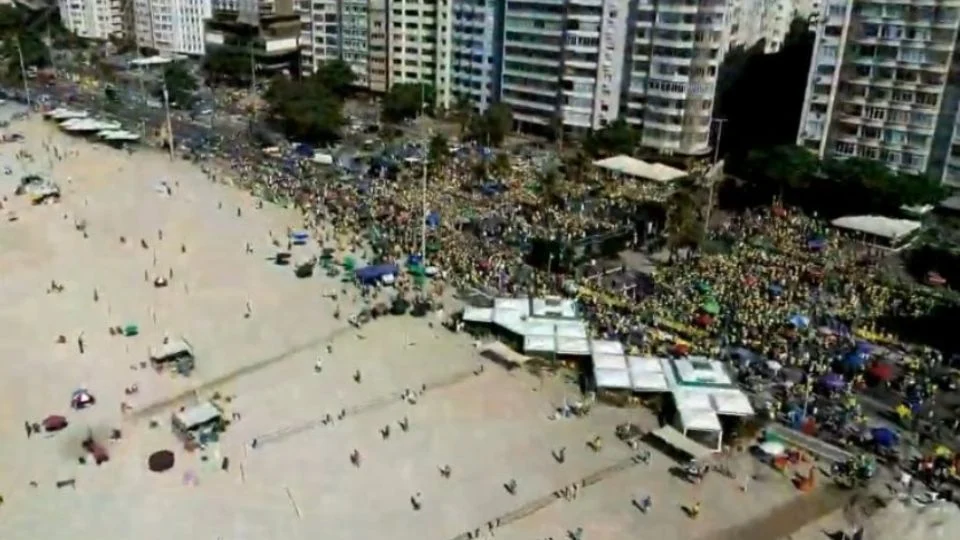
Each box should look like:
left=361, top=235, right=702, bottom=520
left=491, top=153, right=512, bottom=179
left=382, top=83, right=434, bottom=123
left=203, top=49, right=253, bottom=85
left=428, top=132, right=449, bottom=172
left=161, top=62, right=198, bottom=108
left=467, top=102, right=513, bottom=147
left=665, top=185, right=705, bottom=257
left=312, top=59, right=356, bottom=98
left=451, top=94, right=474, bottom=136
left=744, top=145, right=819, bottom=196
left=264, top=74, right=344, bottom=144
left=584, top=118, right=637, bottom=157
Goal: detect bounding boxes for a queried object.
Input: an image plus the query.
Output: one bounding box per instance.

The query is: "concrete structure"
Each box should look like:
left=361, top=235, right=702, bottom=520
left=367, top=0, right=389, bottom=92
left=797, top=0, right=960, bottom=186
left=300, top=0, right=452, bottom=105
left=500, top=0, right=627, bottom=134
left=620, top=0, right=729, bottom=155
left=57, top=0, right=124, bottom=40
left=450, top=0, right=503, bottom=113
left=386, top=0, right=454, bottom=110
left=205, top=0, right=301, bottom=76
left=134, top=0, right=212, bottom=55
left=730, top=0, right=795, bottom=53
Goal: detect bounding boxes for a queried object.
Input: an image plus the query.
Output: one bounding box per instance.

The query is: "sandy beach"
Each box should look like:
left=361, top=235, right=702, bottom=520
left=0, top=109, right=814, bottom=540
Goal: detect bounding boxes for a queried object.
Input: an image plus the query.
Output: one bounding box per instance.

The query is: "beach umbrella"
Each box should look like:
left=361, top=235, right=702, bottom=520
left=820, top=373, right=845, bottom=390
left=842, top=351, right=867, bottom=370
left=870, top=427, right=898, bottom=448
left=868, top=363, right=894, bottom=382
left=148, top=450, right=175, bottom=473
left=788, top=314, right=810, bottom=329
left=42, top=414, right=68, bottom=432
left=700, top=300, right=720, bottom=315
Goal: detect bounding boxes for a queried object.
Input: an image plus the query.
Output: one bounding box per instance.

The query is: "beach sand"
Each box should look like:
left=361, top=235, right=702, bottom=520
left=0, top=111, right=813, bottom=540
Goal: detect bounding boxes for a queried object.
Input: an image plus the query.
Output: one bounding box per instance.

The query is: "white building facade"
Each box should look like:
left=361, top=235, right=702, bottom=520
left=58, top=0, right=124, bottom=40
left=796, top=0, right=960, bottom=185
left=134, top=0, right=213, bottom=55
left=621, top=0, right=729, bottom=155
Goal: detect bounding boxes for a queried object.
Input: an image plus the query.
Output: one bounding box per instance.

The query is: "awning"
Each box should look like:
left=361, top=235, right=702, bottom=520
left=649, top=425, right=714, bottom=460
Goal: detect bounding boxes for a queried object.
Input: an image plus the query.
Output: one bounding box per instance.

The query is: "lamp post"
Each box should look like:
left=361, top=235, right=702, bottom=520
left=14, top=36, right=30, bottom=107
left=161, top=79, right=174, bottom=159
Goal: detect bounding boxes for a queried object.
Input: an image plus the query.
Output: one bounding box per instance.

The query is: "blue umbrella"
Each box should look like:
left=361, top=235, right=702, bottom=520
left=788, top=314, right=810, bottom=329
left=842, top=351, right=867, bottom=370
left=870, top=427, right=898, bottom=448
left=821, top=373, right=845, bottom=390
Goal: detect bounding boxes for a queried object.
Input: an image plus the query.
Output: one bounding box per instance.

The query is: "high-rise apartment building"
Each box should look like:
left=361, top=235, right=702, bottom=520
left=58, top=0, right=124, bottom=39
left=797, top=0, right=960, bottom=185
left=730, top=0, right=794, bottom=53
left=620, top=0, right=730, bottom=155
left=500, top=0, right=627, bottom=133
left=134, top=0, right=212, bottom=55
left=205, top=0, right=301, bottom=75
left=450, top=0, right=503, bottom=112
left=295, top=0, right=747, bottom=156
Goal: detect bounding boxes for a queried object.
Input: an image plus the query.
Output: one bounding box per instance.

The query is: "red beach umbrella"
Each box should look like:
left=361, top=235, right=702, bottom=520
left=42, top=415, right=68, bottom=432
left=868, top=363, right=895, bottom=382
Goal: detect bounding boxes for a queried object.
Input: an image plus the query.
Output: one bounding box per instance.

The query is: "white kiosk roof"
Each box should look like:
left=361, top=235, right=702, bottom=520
left=593, top=155, right=687, bottom=183
left=463, top=297, right=590, bottom=356
left=831, top=215, right=921, bottom=241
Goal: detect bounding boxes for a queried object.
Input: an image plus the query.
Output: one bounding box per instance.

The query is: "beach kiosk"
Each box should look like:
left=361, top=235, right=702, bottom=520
left=149, top=338, right=196, bottom=376
left=172, top=401, right=225, bottom=447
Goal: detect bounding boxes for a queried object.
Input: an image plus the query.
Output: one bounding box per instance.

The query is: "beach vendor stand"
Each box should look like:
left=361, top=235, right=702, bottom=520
left=172, top=401, right=225, bottom=449
left=149, top=338, right=196, bottom=376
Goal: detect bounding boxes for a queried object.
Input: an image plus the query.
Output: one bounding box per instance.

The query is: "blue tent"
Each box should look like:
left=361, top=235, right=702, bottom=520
left=842, top=351, right=868, bottom=370
left=807, top=235, right=827, bottom=251
left=769, top=284, right=784, bottom=297
left=425, top=211, right=440, bottom=229
left=870, top=427, right=898, bottom=448
left=356, top=263, right=400, bottom=284
left=295, top=143, right=315, bottom=157
left=407, top=254, right=423, bottom=267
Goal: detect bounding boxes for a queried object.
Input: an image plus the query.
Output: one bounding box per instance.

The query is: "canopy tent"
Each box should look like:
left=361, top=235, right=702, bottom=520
left=593, top=155, right=687, bottom=183
left=831, top=215, right=921, bottom=242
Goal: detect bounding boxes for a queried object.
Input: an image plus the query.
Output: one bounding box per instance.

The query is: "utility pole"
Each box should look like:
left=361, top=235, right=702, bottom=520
left=14, top=36, right=30, bottom=108
left=161, top=79, right=174, bottom=159
left=703, top=117, right=727, bottom=238
left=421, top=135, right=428, bottom=263
left=712, top=117, right=727, bottom=165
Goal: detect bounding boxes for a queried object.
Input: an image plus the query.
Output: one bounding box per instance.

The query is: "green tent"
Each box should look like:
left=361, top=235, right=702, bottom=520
left=695, top=281, right=711, bottom=294
left=342, top=256, right=357, bottom=271
left=408, top=264, right=425, bottom=276
left=123, top=324, right=139, bottom=337
left=701, top=300, right=720, bottom=315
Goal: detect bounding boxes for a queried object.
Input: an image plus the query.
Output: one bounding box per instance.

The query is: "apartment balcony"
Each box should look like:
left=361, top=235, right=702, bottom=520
left=657, top=21, right=696, bottom=32
left=643, top=117, right=684, bottom=132
left=502, top=94, right=557, bottom=112
left=503, top=82, right=556, bottom=98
